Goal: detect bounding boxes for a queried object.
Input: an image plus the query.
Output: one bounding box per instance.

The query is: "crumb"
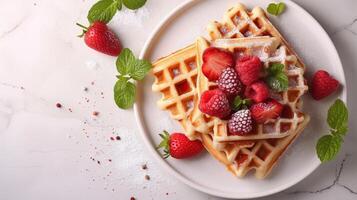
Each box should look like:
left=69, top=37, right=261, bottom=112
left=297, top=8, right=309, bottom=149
left=84, top=87, right=89, bottom=92
left=91, top=81, right=95, bottom=85
left=68, top=108, right=73, bottom=112
left=110, top=137, right=115, bottom=141
left=145, top=175, right=150, bottom=180
left=93, top=111, right=99, bottom=116
left=166, top=192, right=169, bottom=195
left=56, top=103, right=62, bottom=108
left=108, top=159, right=112, bottom=162
left=97, top=161, right=101, bottom=165
left=142, top=164, right=147, bottom=170
left=116, top=136, right=121, bottom=140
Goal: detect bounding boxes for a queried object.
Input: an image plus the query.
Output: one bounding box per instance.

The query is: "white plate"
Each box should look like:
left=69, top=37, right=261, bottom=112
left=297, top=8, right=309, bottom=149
left=134, top=0, right=347, bottom=198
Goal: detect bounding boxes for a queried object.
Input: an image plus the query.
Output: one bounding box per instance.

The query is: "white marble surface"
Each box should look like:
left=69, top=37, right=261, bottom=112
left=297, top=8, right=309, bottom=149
left=0, top=0, right=356, bottom=199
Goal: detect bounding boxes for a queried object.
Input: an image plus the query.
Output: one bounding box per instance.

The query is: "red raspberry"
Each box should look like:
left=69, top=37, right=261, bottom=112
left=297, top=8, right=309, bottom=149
left=250, top=99, right=283, bottom=123
left=235, top=55, right=262, bottom=86
left=228, top=109, right=253, bottom=135
left=311, top=70, right=340, bottom=100
left=217, top=68, right=243, bottom=96
left=244, top=81, right=269, bottom=103
left=199, top=89, right=231, bottom=119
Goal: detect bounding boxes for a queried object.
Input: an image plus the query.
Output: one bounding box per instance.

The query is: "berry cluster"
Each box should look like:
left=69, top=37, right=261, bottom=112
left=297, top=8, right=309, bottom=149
left=198, top=47, right=284, bottom=135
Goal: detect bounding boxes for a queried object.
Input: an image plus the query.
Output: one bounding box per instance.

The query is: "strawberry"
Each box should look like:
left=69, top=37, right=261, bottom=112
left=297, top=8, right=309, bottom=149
left=250, top=99, right=283, bottom=123
left=217, top=68, right=243, bottom=96
left=77, top=21, right=122, bottom=56
left=235, top=55, right=262, bottom=86
left=228, top=109, right=253, bottom=135
left=157, top=131, right=203, bottom=159
left=202, top=47, right=234, bottom=81
left=311, top=70, right=340, bottom=100
left=244, top=81, right=269, bottom=103
left=199, top=89, right=231, bottom=119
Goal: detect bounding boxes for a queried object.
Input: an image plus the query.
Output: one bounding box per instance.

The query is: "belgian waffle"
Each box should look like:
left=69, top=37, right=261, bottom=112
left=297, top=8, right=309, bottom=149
left=152, top=3, right=311, bottom=179
left=152, top=44, right=199, bottom=140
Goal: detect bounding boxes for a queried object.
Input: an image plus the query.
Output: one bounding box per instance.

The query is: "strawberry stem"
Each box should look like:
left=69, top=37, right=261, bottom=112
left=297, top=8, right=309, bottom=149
left=76, top=22, right=88, bottom=38
left=156, top=130, right=171, bottom=159
left=76, top=22, right=88, bottom=30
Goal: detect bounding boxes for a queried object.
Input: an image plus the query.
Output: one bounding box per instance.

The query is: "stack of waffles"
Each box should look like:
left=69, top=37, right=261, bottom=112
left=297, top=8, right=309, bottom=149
left=152, top=3, right=310, bottom=179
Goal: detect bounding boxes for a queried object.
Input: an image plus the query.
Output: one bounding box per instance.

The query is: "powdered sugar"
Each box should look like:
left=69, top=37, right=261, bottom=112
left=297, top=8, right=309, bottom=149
left=112, top=7, right=150, bottom=27
left=86, top=60, right=99, bottom=70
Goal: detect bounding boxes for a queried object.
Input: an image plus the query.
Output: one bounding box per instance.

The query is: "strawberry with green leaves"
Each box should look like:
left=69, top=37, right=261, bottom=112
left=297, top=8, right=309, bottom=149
left=157, top=131, right=204, bottom=159
left=77, top=21, right=122, bottom=56
left=77, top=0, right=147, bottom=56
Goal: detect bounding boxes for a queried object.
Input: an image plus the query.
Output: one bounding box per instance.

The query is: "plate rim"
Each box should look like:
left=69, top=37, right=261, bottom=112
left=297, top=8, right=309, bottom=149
left=133, top=0, right=347, bottom=198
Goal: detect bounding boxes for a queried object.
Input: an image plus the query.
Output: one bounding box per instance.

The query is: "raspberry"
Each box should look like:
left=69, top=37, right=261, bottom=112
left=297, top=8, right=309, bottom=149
left=244, top=81, right=269, bottom=103
left=311, top=70, right=340, bottom=100
left=235, top=55, right=262, bottom=86
left=199, top=89, right=231, bottom=119
left=217, top=68, right=243, bottom=96
left=228, top=109, right=253, bottom=135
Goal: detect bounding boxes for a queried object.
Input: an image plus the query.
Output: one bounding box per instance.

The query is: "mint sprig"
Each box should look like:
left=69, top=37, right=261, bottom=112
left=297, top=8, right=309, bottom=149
left=232, top=96, right=252, bottom=111
left=114, top=48, right=152, bottom=109
left=316, top=99, right=349, bottom=162
left=87, top=0, right=147, bottom=24
left=267, top=2, right=286, bottom=16
left=88, top=0, right=120, bottom=24
left=265, top=63, right=288, bottom=92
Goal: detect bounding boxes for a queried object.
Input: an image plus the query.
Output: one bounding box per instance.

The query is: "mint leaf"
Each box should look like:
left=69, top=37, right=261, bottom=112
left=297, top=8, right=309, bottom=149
left=232, top=96, right=251, bottom=111
left=332, top=125, right=348, bottom=136
left=267, top=2, right=285, bottom=16
left=114, top=76, right=136, bottom=109
left=130, top=59, right=152, bottom=80
left=316, top=99, right=349, bottom=162
left=123, top=0, right=147, bottom=10
left=116, top=48, right=136, bottom=75
left=116, top=48, right=152, bottom=80
left=327, top=99, right=348, bottom=132
left=87, top=0, right=120, bottom=24
left=268, top=63, right=284, bottom=75
left=117, top=0, right=123, bottom=10
left=265, top=63, right=288, bottom=92
left=316, top=135, right=342, bottom=162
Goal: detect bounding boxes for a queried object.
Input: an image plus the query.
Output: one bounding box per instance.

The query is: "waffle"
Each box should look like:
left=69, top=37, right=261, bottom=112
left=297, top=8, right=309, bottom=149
left=202, top=114, right=310, bottom=179
left=152, top=44, right=199, bottom=140
left=152, top=3, right=311, bottom=179
left=152, top=42, right=255, bottom=154
left=197, top=3, right=310, bottom=178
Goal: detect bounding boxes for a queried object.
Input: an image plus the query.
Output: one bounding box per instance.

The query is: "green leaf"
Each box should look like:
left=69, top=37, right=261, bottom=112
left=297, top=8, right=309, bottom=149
left=114, top=77, right=136, bottom=109
left=316, top=135, right=342, bottom=162
left=116, top=48, right=152, bottom=80
left=265, top=63, right=288, bottom=92
left=116, top=48, right=136, bottom=75
left=231, top=96, right=252, bottom=111
left=117, top=0, right=123, bottom=10
left=327, top=99, right=348, bottom=133
left=267, top=2, right=286, bottom=16
left=122, top=0, right=147, bottom=10
left=129, top=59, right=152, bottom=80
left=87, top=0, right=119, bottom=24
left=232, top=96, right=243, bottom=111
left=332, top=125, right=348, bottom=136
left=266, top=72, right=288, bottom=92
left=268, top=63, right=285, bottom=75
